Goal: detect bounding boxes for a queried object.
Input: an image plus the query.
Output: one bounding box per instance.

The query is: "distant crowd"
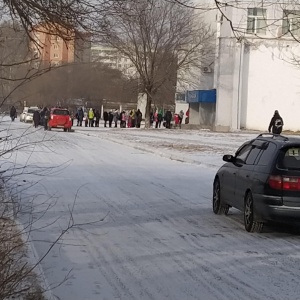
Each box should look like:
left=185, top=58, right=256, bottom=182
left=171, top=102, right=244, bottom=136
left=74, top=107, right=189, bottom=129
left=9, top=104, right=189, bottom=130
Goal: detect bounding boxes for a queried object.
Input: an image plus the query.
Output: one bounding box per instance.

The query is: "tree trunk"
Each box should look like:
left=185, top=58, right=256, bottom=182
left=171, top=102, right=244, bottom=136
left=144, top=94, right=152, bottom=129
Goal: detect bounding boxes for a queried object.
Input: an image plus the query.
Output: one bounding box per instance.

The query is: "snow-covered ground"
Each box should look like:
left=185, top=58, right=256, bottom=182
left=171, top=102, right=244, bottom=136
left=2, top=118, right=300, bottom=300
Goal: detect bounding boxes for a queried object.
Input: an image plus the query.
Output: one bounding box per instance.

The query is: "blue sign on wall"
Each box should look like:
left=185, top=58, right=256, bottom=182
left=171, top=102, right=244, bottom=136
left=186, top=89, right=216, bottom=103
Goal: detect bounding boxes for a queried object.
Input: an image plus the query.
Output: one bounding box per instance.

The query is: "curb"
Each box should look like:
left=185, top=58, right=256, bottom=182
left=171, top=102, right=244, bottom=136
left=16, top=219, right=55, bottom=300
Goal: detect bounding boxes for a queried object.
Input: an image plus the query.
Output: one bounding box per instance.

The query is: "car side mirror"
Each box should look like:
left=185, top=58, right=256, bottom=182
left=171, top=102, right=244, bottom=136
left=223, top=154, right=234, bottom=162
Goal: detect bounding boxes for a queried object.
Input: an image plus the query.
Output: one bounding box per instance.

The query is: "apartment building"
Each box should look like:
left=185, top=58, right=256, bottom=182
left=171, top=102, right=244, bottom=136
left=31, top=23, right=91, bottom=67
left=91, top=44, right=136, bottom=77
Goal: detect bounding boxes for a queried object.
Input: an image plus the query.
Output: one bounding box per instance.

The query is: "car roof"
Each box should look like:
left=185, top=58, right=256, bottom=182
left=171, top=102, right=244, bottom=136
left=255, top=133, right=300, bottom=147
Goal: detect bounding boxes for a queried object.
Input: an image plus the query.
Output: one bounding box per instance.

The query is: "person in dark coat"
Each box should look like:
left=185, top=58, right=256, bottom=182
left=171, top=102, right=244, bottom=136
left=10, top=106, right=16, bottom=121
left=76, top=107, right=84, bottom=126
left=108, top=111, right=113, bottom=127
left=135, top=109, right=142, bottom=128
left=39, top=108, right=46, bottom=126
left=268, top=110, right=284, bottom=134
left=103, top=111, right=109, bottom=127
left=33, top=110, right=40, bottom=128
left=44, top=107, right=50, bottom=130
left=164, top=110, right=172, bottom=129
left=95, top=110, right=101, bottom=127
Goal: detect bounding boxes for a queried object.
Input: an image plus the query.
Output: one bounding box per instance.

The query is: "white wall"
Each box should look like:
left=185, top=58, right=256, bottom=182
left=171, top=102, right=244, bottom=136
left=245, top=42, right=300, bottom=131
left=214, top=38, right=237, bottom=131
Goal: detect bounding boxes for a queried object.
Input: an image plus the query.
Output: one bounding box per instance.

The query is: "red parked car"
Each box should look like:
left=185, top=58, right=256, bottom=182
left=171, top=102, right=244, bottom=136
left=48, top=108, right=72, bottom=132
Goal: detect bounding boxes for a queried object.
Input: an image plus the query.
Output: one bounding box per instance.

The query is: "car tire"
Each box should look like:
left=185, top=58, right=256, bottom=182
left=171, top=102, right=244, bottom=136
left=213, top=179, right=229, bottom=215
left=244, top=192, right=263, bottom=233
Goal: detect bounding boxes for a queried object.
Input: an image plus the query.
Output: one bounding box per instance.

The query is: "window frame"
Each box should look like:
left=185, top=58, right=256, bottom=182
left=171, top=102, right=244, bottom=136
left=247, top=7, right=267, bottom=35
left=282, top=10, right=300, bottom=36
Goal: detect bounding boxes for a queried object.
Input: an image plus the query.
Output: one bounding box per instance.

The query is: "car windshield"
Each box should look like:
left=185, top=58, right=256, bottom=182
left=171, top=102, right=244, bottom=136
left=52, top=109, right=69, bottom=116
left=278, top=147, right=300, bottom=170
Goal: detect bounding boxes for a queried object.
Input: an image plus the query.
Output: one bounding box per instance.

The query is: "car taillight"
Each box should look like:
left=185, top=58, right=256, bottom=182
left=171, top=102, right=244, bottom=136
left=269, top=175, right=300, bottom=191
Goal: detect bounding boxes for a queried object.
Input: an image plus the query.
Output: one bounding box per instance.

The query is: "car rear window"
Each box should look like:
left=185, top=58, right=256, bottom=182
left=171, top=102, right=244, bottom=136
left=278, top=147, right=300, bottom=170
left=28, top=109, right=37, bottom=114
left=52, top=109, right=69, bottom=116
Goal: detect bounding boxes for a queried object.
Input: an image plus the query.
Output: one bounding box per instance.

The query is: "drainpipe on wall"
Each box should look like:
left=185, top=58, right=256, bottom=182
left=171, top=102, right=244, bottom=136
left=237, top=38, right=245, bottom=130
left=213, top=11, right=221, bottom=130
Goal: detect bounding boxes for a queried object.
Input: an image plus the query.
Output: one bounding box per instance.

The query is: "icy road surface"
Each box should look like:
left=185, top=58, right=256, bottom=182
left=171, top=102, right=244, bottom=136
left=3, top=119, right=300, bottom=300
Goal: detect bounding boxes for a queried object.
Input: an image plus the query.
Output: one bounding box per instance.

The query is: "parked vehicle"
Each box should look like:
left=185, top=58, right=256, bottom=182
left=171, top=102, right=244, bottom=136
left=213, top=133, right=300, bottom=233
left=24, top=107, right=39, bottom=123
left=48, top=108, right=72, bottom=132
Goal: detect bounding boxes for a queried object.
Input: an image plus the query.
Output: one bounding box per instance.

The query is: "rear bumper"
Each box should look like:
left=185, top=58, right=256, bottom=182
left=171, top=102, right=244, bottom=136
left=48, top=121, right=72, bottom=128
left=267, top=206, right=300, bottom=220
left=255, top=195, right=300, bottom=222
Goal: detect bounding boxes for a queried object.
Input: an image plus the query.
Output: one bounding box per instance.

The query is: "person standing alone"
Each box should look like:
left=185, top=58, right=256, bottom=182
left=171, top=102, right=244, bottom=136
left=44, top=107, right=50, bottom=130
left=33, top=110, right=40, bottom=128
left=268, top=110, right=284, bottom=134
left=10, top=105, right=16, bottom=121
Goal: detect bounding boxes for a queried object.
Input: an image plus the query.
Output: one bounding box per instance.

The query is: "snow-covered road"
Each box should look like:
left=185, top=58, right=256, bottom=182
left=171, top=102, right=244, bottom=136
left=3, top=119, right=300, bottom=300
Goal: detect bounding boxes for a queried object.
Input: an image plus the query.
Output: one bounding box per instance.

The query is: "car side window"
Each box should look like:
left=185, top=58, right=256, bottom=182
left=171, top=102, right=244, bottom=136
left=257, top=143, right=276, bottom=166
left=236, top=144, right=252, bottom=162
left=245, top=147, right=262, bottom=165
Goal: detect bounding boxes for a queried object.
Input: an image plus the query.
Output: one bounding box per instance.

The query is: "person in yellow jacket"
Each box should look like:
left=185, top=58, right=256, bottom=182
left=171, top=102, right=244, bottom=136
left=88, top=108, right=94, bottom=127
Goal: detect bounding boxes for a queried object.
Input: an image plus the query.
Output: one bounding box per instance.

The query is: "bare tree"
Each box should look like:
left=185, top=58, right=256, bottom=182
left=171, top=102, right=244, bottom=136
left=0, top=125, right=109, bottom=299
left=99, top=0, right=215, bottom=127
left=16, top=61, right=137, bottom=109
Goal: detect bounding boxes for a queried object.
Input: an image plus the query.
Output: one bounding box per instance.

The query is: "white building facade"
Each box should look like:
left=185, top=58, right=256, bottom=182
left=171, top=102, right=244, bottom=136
left=91, top=44, right=136, bottom=77
left=187, top=0, right=300, bottom=132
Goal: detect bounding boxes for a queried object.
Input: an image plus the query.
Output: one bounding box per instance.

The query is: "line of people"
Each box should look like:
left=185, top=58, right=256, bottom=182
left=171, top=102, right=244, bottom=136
left=102, top=109, right=143, bottom=128
left=75, top=107, right=101, bottom=127
left=74, top=107, right=187, bottom=129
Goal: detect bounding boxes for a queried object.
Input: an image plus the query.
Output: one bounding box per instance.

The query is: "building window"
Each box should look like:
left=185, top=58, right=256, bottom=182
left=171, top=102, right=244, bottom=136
left=54, top=53, right=59, bottom=58
left=247, top=8, right=267, bottom=34
left=282, top=10, right=300, bottom=36
left=53, top=44, right=58, bottom=49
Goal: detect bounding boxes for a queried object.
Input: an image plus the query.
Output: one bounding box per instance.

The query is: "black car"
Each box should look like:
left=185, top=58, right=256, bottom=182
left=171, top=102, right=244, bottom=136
left=213, top=133, right=300, bottom=233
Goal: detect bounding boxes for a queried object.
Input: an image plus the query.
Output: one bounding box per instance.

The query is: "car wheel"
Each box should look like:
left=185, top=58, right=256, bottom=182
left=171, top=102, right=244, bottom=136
left=244, top=192, right=263, bottom=233
left=213, top=179, right=229, bottom=215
